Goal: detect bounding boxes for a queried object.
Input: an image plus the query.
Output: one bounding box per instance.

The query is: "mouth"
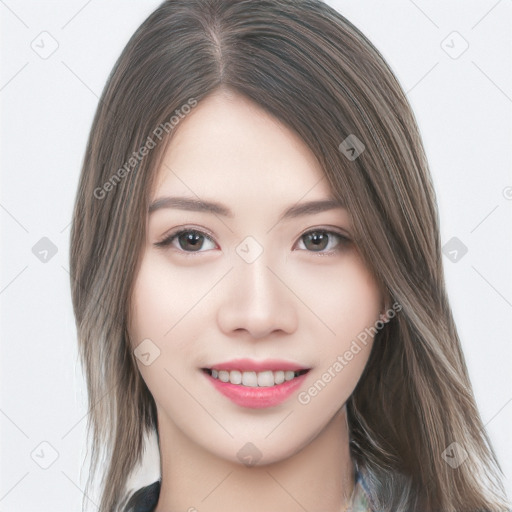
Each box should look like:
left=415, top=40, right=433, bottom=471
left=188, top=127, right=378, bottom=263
left=201, top=368, right=310, bottom=387
left=201, top=360, right=311, bottom=409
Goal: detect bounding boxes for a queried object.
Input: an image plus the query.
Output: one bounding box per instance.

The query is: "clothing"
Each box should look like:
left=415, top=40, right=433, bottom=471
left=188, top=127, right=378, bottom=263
left=351, top=470, right=373, bottom=512
left=124, top=471, right=373, bottom=512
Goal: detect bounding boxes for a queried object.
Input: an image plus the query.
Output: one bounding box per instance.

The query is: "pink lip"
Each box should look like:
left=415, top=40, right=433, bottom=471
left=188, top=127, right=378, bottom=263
left=201, top=359, right=311, bottom=409
left=206, top=358, right=309, bottom=372
left=204, top=372, right=309, bottom=409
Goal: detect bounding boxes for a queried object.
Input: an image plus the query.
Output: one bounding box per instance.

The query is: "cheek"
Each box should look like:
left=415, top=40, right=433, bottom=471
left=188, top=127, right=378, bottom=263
left=295, top=258, right=381, bottom=410
left=129, top=264, right=168, bottom=350
left=129, top=252, right=208, bottom=345
left=295, top=252, right=382, bottom=342
left=128, top=254, right=206, bottom=415
left=333, top=266, right=381, bottom=339
left=128, top=253, right=205, bottom=383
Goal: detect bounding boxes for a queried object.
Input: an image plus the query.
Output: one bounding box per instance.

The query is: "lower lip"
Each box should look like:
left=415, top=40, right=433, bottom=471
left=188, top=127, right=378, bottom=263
left=203, top=371, right=309, bottom=409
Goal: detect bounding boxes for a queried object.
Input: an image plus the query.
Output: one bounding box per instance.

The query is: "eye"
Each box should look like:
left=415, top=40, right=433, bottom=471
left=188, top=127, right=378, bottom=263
left=154, top=228, right=217, bottom=253
left=154, top=227, right=351, bottom=255
left=294, top=228, right=350, bottom=254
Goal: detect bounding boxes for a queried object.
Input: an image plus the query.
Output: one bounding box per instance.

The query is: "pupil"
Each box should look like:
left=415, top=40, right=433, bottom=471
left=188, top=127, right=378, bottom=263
left=305, top=231, right=328, bottom=251
left=179, top=232, right=202, bottom=251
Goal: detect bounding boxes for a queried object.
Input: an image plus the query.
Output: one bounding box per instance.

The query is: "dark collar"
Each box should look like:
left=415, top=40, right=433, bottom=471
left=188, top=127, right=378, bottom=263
left=124, top=479, right=161, bottom=512
left=125, top=471, right=373, bottom=512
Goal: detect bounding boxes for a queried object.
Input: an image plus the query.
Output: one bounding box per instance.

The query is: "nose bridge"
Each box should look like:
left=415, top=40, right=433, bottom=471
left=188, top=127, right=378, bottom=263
left=216, top=241, right=297, bottom=337
left=238, top=250, right=277, bottom=304
left=234, top=234, right=280, bottom=301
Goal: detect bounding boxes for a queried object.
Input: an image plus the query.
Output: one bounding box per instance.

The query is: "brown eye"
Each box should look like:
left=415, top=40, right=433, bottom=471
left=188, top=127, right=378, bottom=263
left=303, top=231, right=329, bottom=251
left=176, top=231, right=206, bottom=251
left=297, top=229, right=350, bottom=253
left=155, top=229, right=217, bottom=253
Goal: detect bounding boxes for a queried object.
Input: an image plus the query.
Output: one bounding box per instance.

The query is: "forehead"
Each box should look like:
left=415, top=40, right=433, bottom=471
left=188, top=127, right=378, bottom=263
left=151, top=90, right=335, bottom=207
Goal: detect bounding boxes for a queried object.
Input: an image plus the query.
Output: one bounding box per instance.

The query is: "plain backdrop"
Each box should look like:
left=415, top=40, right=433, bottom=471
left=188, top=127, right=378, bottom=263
left=1, top=1, right=511, bottom=510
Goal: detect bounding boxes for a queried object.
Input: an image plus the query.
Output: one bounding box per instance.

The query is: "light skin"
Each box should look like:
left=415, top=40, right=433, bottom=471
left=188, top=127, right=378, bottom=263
left=129, top=88, right=384, bottom=512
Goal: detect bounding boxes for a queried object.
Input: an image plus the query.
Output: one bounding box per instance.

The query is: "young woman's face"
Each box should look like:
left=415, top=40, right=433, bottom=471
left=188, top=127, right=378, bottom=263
left=129, top=89, right=384, bottom=465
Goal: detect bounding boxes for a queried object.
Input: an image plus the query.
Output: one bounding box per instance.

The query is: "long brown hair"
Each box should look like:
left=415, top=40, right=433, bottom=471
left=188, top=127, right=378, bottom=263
left=69, top=1, right=509, bottom=510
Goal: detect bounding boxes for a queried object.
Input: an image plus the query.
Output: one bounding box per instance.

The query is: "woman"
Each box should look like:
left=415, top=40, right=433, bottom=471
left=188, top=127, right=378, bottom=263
left=69, top=1, right=509, bottom=511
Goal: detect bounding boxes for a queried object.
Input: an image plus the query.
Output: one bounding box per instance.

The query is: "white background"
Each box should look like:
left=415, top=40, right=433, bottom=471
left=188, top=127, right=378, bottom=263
left=1, top=1, right=511, bottom=510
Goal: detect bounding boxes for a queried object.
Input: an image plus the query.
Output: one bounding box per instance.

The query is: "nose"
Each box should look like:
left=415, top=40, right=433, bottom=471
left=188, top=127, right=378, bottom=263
left=216, top=254, right=298, bottom=339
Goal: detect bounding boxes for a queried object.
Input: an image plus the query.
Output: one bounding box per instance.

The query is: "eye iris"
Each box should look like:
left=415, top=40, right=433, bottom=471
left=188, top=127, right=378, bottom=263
left=178, top=231, right=203, bottom=251
left=304, top=231, right=329, bottom=251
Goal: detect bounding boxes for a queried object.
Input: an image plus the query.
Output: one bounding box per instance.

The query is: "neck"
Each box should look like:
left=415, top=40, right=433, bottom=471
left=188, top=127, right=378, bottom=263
left=154, top=406, right=355, bottom=512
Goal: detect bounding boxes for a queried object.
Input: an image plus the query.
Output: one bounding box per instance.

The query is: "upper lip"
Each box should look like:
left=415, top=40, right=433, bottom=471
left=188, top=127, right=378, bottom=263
left=204, top=358, right=310, bottom=372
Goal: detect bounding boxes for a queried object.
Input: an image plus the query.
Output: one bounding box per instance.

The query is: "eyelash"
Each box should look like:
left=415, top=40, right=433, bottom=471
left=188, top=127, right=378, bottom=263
left=154, top=226, right=351, bottom=257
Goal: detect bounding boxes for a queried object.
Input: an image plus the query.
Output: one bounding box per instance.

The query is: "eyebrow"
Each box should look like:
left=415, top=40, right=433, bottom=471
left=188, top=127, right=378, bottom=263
left=148, top=196, right=345, bottom=222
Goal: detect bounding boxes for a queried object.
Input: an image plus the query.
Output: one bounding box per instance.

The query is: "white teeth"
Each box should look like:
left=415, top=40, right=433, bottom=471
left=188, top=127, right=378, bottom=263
left=230, top=370, right=242, bottom=385
left=242, top=371, right=258, bottom=387
left=208, top=368, right=305, bottom=387
left=257, top=370, right=274, bottom=387
left=284, top=370, right=295, bottom=381
left=218, top=370, right=230, bottom=382
left=274, top=370, right=285, bottom=385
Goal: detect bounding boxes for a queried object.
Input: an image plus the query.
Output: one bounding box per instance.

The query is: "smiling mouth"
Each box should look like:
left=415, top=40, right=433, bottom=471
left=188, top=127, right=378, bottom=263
left=202, top=368, right=310, bottom=387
